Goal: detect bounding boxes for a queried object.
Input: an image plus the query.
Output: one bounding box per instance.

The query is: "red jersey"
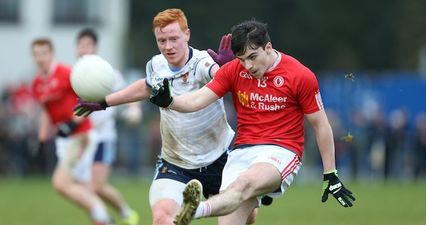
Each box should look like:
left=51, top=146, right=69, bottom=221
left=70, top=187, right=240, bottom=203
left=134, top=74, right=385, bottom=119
left=207, top=52, right=323, bottom=157
left=32, top=63, right=91, bottom=134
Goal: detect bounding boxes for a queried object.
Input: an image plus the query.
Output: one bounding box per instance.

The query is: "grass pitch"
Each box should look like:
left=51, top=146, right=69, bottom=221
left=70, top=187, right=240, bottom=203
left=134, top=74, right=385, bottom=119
left=0, top=177, right=424, bottom=225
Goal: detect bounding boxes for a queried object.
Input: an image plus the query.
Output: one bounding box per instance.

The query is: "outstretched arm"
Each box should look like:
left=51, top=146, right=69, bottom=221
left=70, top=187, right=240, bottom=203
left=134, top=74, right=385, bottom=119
left=150, top=79, right=219, bottom=112
left=106, top=78, right=151, bottom=106
left=171, top=86, right=219, bottom=112
left=74, top=78, right=150, bottom=117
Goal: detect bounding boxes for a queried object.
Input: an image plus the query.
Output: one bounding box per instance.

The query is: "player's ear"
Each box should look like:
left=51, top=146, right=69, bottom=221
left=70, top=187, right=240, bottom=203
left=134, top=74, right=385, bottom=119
left=184, top=29, right=190, bottom=42
left=265, top=42, right=273, bottom=53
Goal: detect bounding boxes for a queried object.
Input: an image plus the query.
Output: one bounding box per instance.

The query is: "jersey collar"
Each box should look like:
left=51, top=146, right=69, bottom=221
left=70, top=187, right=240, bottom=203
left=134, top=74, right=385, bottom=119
left=265, top=50, right=281, bottom=73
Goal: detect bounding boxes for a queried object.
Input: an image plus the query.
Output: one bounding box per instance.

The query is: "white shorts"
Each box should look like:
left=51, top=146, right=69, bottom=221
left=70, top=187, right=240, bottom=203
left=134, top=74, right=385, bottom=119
left=149, top=179, right=187, bottom=207
left=55, top=131, right=99, bottom=183
left=220, top=145, right=302, bottom=199
left=93, top=140, right=117, bottom=165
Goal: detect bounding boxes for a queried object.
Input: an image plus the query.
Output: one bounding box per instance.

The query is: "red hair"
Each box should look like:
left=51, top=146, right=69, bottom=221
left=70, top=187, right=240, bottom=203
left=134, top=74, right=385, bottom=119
left=152, top=8, right=188, bottom=32
left=31, top=38, right=54, bottom=51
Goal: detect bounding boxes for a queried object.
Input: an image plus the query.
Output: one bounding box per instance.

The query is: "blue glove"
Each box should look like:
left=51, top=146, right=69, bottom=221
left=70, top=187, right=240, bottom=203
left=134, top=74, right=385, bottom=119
left=73, top=98, right=108, bottom=117
left=149, top=79, right=173, bottom=108
left=207, top=34, right=235, bottom=66
left=321, top=170, right=355, bottom=207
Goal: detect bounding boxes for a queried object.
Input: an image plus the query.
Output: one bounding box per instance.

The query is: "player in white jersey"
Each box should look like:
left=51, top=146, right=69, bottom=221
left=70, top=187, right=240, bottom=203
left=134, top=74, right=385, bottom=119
left=74, top=8, right=259, bottom=225
left=145, top=48, right=234, bottom=168
left=75, top=28, right=141, bottom=225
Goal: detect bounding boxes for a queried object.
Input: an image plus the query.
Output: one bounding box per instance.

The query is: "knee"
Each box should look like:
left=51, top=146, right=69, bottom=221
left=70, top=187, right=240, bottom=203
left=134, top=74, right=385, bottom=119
left=52, top=172, right=67, bottom=194
left=152, top=208, right=173, bottom=225
left=229, top=176, right=254, bottom=198
left=91, top=182, right=104, bottom=194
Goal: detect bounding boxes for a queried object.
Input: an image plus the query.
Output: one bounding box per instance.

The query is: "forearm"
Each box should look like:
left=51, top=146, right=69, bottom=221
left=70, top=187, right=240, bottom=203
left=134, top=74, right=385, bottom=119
left=307, top=110, right=337, bottom=173
left=106, top=79, right=150, bottom=106
left=171, top=94, right=206, bottom=112
left=315, top=123, right=336, bottom=173
left=170, top=87, right=218, bottom=112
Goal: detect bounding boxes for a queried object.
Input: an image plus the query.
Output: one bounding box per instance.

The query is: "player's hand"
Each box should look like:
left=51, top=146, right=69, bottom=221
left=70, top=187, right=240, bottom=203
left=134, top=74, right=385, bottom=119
left=207, top=33, right=235, bottom=66
left=57, top=120, right=78, bottom=137
left=150, top=79, right=173, bottom=108
left=73, top=98, right=108, bottom=117
left=321, top=170, right=355, bottom=207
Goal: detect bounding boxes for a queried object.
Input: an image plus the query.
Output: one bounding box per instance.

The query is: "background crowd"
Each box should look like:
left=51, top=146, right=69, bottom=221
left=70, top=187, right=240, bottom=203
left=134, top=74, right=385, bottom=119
left=0, top=72, right=425, bottom=182
left=0, top=0, right=424, bottom=183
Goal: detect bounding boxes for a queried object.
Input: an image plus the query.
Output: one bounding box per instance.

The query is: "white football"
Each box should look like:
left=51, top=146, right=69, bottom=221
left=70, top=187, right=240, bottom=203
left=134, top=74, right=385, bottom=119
left=71, top=54, right=116, bottom=102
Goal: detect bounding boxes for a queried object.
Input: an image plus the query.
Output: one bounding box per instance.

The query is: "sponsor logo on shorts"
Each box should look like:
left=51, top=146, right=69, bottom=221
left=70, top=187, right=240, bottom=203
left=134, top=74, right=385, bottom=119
left=268, top=156, right=282, bottom=165
left=160, top=166, right=178, bottom=175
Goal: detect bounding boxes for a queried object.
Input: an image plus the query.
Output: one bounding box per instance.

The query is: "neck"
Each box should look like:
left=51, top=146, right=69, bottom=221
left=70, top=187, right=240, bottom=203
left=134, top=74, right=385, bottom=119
left=266, top=50, right=279, bottom=71
left=40, top=62, right=54, bottom=76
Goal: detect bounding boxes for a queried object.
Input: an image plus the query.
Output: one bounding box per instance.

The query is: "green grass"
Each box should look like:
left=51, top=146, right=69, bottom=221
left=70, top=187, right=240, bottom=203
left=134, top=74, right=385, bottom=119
left=0, top=177, right=425, bottom=225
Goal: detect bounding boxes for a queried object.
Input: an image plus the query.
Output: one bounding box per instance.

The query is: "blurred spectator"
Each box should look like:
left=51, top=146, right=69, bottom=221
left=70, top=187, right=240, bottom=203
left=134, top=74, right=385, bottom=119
left=147, top=114, right=161, bottom=167
left=347, top=109, right=369, bottom=179
left=327, top=108, right=352, bottom=178
left=385, top=108, right=411, bottom=180
left=365, top=109, right=387, bottom=180
left=2, top=83, right=48, bottom=175
left=413, top=112, right=426, bottom=179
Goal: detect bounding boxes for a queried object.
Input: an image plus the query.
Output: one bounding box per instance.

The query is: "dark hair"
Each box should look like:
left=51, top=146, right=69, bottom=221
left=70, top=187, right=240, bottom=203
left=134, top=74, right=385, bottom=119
left=231, top=20, right=270, bottom=56
left=77, top=28, right=98, bottom=44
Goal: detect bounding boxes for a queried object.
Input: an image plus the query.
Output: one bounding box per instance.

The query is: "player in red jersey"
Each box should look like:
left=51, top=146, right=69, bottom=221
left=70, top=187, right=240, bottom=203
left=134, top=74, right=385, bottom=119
left=150, top=20, right=355, bottom=225
left=31, top=38, right=112, bottom=225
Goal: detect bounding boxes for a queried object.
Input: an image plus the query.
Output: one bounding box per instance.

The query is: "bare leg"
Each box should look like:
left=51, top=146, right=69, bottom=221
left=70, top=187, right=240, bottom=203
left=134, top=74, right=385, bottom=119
left=152, top=199, right=180, bottom=225
left=204, top=163, right=280, bottom=217
left=91, top=162, right=127, bottom=213
left=52, top=166, right=107, bottom=219
left=218, top=198, right=258, bottom=225
left=175, top=163, right=281, bottom=225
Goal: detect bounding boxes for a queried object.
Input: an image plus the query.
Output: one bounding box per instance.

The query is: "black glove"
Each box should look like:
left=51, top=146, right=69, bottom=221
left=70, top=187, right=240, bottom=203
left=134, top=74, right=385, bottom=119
left=321, top=170, right=355, bottom=207
left=57, top=120, right=78, bottom=137
left=261, top=196, right=273, bottom=206
left=149, top=79, right=174, bottom=108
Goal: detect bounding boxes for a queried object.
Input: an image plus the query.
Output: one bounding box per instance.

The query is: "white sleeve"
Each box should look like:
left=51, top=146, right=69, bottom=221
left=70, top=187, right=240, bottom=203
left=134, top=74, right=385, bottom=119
left=193, top=56, right=216, bottom=84
left=145, top=59, right=154, bottom=87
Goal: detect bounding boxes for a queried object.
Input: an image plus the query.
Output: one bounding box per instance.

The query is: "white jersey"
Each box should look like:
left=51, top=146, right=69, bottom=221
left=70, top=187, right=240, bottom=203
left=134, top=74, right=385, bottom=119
left=146, top=47, right=235, bottom=169
left=90, top=70, right=126, bottom=142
